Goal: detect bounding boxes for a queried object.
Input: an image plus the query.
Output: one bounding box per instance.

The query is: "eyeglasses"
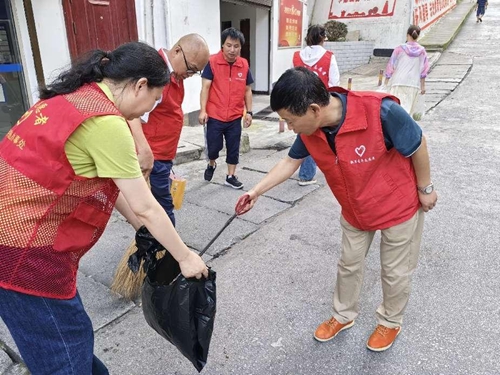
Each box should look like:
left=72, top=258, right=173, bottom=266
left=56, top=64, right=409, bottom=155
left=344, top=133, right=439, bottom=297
left=178, top=45, right=202, bottom=76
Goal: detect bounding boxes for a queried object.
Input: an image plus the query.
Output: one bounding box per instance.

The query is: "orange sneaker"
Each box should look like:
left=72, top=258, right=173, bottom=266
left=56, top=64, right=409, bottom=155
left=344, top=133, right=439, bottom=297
left=366, top=325, right=401, bottom=352
left=314, top=317, right=354, bottom=342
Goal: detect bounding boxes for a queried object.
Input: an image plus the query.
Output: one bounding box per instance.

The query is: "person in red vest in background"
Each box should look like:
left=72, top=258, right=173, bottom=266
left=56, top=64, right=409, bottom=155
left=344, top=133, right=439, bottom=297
left=199, top=27, right=254, bottom=189
left=0, top=42, right=207, bottom=375
left=235, top=67, right=437, bottom=352
left=129, top=34, right=210, bottom=226
left=291, top=24, right=339, bottom=186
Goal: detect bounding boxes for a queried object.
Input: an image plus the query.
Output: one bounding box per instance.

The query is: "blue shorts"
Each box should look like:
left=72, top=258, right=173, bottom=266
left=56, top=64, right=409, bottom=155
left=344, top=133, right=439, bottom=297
left=205, top=117, right=242, bottom=165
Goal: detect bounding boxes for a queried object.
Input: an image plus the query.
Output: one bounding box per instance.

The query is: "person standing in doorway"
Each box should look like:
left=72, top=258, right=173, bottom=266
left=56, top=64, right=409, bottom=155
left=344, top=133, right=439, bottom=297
left=384, top=25, right=429, bottom=116
left=129, top=34, right=210, bottom=226
left=292, top=24, right=340, bottom=186
left=199, top=27, right=254, bottom=189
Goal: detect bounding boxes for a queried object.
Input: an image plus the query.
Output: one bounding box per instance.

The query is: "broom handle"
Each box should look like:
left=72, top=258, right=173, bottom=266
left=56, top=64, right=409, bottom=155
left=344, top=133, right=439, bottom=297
left=199, top=213, right=237, bottom=256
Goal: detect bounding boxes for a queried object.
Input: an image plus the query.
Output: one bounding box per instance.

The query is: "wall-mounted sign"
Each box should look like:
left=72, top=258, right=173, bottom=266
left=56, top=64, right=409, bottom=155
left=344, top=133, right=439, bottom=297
left=328, top=0, right=397, bottom=19
left=412, top=0, right=456, bottom=29
left=278, top=0, right=303, bottom=48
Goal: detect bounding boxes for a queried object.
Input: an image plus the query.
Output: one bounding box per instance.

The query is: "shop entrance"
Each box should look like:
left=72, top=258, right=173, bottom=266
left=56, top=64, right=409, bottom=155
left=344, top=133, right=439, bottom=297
left=0, top=1, right=29, bottom=139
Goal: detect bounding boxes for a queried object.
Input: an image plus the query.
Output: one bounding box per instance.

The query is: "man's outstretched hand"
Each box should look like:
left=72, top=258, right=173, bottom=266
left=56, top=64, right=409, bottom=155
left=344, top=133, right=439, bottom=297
left=235, top=192, right=257, bottom=215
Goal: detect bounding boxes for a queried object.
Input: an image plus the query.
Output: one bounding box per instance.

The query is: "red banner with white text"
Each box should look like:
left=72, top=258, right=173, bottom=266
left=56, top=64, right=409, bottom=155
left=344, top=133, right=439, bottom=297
left=278, top=0, right=303, bottom=48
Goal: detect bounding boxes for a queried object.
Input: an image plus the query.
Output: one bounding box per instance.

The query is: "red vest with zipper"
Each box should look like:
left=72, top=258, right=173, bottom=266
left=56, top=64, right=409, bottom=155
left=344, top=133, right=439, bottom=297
left=293, top=50, right=333, bottom=87
left=143, top=49, right=185, bottom=161
left=301, top=88, right=420, bottom=231
left=0, top=83, right=122, bottom=299
left=206, top=51, right=249, bottom=122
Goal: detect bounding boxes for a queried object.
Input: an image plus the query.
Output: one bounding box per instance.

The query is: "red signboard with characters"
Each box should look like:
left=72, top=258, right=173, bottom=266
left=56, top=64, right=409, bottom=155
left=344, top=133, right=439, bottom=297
left=278, top=0, right=303, bottom=48
left=329, top=0, right=397, bottom=19
left=412, top=0, right=456, bottom=30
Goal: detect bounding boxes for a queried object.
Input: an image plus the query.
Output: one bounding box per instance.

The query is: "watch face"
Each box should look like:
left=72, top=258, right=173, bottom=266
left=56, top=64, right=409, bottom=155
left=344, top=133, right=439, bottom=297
left=424, top=185, right=433, bottom=194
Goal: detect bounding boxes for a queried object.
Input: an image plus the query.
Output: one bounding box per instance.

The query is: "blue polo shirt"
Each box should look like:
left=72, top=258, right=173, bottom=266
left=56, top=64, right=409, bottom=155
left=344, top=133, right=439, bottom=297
left=288, top=93, right=422, bottom=159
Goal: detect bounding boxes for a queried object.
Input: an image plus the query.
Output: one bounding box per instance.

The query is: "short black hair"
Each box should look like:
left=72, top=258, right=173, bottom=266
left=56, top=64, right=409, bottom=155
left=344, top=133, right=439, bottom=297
left=221, top=27, right=245, bottom=46
left=271, top=67, right=330, bottom=116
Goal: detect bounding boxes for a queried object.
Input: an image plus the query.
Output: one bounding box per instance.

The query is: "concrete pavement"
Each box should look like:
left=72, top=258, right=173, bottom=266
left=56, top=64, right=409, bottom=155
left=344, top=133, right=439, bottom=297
left=0, top=2, right=483, bottom=374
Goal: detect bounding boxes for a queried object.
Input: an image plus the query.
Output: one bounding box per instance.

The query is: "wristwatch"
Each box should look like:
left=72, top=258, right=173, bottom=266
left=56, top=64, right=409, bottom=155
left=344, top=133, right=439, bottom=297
left=417, top=182, right=434, bottom=194
left=247, top=111, right=253, bottom=117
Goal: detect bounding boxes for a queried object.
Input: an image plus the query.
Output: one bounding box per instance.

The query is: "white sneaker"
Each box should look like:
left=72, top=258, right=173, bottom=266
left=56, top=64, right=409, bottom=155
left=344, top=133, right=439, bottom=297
left=298, top=179, right=317, bottom=186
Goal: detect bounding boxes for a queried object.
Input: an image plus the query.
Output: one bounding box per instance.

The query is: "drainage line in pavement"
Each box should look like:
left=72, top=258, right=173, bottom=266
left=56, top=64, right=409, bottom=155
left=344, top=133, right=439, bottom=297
left=426, top=63, right=473, bottom=113
left=0, top=339, right=25, bottom=365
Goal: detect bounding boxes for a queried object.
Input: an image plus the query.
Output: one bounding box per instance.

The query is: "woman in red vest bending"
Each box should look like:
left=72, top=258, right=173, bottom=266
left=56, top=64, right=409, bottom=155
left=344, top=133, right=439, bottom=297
left=292, top=25, right=340, bottom=186
left=0, top=42, right=207, bottom=374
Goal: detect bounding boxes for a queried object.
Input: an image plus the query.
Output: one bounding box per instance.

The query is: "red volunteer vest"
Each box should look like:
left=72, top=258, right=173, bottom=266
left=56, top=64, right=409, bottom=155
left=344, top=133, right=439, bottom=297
left=293, top=50, right=333, bottom=87
left=301, top=88, right=420, bottom=231
left=0, top=83, right=122, bottom=299
left=206, top=51, right=249, bottom=122
left=143, top=53, right=185, bottom=160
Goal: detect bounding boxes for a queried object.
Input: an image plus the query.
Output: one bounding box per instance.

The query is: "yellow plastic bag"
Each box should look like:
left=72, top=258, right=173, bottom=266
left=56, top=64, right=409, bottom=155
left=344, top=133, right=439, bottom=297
left=170, top=171, right=186, bottom=210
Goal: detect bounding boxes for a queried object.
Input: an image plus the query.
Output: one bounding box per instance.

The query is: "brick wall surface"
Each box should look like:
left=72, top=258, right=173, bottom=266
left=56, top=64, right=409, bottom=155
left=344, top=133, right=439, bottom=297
left=324, top=41, right=375, bottom=73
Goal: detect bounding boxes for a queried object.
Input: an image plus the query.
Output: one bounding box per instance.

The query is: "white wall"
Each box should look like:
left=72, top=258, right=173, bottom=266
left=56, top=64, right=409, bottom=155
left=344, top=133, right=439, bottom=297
left=324, top=41, right=375, bottom=73
left=254, top=7, right=270, bottom=92
left=312, top=0, right=411, bottom=48
left=136, top=0, right=221, bottom=114
left=11, top=0, right=36, bottom=104
left=31, top=1, right=71, bottom=86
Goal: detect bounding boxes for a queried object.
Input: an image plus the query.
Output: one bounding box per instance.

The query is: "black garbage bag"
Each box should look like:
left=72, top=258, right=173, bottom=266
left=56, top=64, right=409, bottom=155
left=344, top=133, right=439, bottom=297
left=140, top=245, right=216, bottom=372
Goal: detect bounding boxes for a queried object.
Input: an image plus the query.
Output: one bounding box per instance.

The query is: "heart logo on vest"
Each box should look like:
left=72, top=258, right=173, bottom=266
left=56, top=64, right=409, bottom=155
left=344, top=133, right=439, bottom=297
left=238, top=72, right=243, bottom=78
left=355, top=145, right=366, bottom=157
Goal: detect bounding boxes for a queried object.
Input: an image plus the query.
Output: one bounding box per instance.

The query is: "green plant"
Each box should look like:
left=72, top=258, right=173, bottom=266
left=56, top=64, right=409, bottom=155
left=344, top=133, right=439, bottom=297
left=324, top=20, right=348, bottom=42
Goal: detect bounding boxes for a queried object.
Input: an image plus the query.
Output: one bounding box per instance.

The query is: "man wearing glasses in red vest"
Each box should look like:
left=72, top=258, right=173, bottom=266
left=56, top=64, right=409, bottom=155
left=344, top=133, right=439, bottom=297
left=129, top=34, right=210, bottom=226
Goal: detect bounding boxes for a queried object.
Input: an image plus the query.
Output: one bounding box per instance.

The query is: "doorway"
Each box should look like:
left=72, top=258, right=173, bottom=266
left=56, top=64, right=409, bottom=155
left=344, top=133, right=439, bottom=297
left=240, top=18, right=250, bottom=66
left=220, top=1, right=270, bottom=93
left=0, top=0, right=29, bottom=139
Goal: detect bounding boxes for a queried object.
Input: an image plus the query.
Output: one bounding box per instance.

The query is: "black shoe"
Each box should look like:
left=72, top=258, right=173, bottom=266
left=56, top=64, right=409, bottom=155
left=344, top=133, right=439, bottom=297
left=225, top=175, right=243, bottom=189
left=204, top=163, right=216, bottom=181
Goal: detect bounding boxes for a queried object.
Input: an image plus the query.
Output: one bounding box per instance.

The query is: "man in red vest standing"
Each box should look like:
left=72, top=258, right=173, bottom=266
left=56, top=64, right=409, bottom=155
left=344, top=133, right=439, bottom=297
left=292, top=24, right=340, bottom=186
left=199, top=27, right=254, bottom=189
left=129, top=34, right=210, bottom=226
left=235, top=68, right=438, bottom=352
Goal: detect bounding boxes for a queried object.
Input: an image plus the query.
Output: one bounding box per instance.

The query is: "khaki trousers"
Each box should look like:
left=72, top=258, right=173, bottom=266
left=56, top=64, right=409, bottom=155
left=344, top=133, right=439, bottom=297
left=332, top=209, right=424, bottom=328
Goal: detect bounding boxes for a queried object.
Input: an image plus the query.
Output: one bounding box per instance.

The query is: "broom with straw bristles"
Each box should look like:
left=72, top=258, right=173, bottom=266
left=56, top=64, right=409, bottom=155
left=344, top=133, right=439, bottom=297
left=110, top=240, right=165, bottom=300
left=110, top=177, right=167, bottom=300
left=111, top=171, right=187, bottom=300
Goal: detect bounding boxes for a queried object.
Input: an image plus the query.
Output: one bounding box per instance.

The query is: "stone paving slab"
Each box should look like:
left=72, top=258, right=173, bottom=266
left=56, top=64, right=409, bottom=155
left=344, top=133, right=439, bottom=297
left=0, top=349, right=12, bottom=373
left=425, top=81, right=458, bottom=91
left=236, top=168, right=321, bottom=203
left=419, top=2, right=476, bottom=50
left=243, top=149, right=294, bottom=173
left=0, top=324, right=18, bottom=359
left=175, top=202, right=259, bottom=256
left=185, top=182, right=291, bottom=225
left=244, top=120, right=296, bottom=150
left=427, top=64, right=470, bottom=79
left=79, top=217, right=135, bottom=288
left=173, top=140, right=203, bottom=165
left=77, top=272, right=135, bottom=331
left=435, top=51, right=474, bottom=65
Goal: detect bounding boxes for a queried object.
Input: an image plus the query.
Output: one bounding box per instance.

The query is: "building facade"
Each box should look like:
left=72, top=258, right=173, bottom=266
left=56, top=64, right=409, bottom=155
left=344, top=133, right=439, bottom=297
left=0, top=0, right=455, bottom=139
left=309, top=0, right=456, bottom=48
